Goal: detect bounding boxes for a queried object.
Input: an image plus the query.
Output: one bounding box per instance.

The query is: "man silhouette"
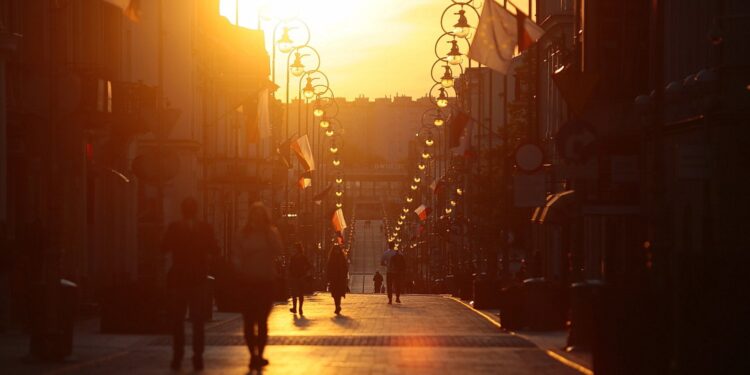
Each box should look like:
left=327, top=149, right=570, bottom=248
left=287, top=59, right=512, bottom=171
left=162, top=197, right=218, bottom=371
left=380, top=241, right=405, bottom=304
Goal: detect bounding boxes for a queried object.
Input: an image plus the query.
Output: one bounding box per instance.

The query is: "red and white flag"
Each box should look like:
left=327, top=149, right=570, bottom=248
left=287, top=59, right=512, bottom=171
left=104, top=0, right=141, bottom=22
left=298, top=176, right=312, bottom=189
left=468, top=1, right=544, bottom=74
left=414, top=205, right=429, bottom=221
left=332, top=208, right=347, bottom=232
left=291, top=135, right=315, bottom=172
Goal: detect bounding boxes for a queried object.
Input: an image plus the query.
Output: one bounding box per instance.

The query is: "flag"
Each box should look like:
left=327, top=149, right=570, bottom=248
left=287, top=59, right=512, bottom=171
left=104, top=0, right=141, bottom=22
left=332, top=208, right=347, bottom=232
left=448, top=111, right=470, bottom=147
left=453, top=117, right=475, bottom=156
left=414, top=205, right=429, bottom=221
left=291, top=135, right=315, bottom=172
left=313, top=184, right=333, bottom=205
left=516, top=10, right=544, bottom=53
left=468, top=1, right=544, bottom=74
left=298, top=174, right=312, bottom=189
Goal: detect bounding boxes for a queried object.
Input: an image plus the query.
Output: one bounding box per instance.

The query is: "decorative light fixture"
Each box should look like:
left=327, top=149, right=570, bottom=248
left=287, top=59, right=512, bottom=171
left=335, top=191, right=343, bottom=197
left=425, top=137, right=434, bottom=147
left=436, top=88, right=449, bottom=108
left=290, top=52, right=306, bottom=77
left=329, top=143, right=339, bottom=154
left=313, top=106, right=325, bottom=117
left=410, top=184, right=418, bottom=191
left=402, top=208, right=409, bottom=213
left=395, top=226, right=401, bottom=231
left=277, top=27, right=294, bottom=53
left=302, top=77, right=316, bottom=99
left=335, top=177, right=343, bottom=184
left=434, top=115, right=445, bottom=127
left=325, top=129, right=335, bottom=137
left=446, top=40, right=464, bottom=65
left=450, top=200, right=457, bottom=207
left=418, top=162, right=426, bottom=171
left=406, top=197, right=413, bottom=203
left=319, top=118, right=331, bottom=129
left=445, top=207, right=453, bottom=214
left=400, top=214, right=406, bottom=220
left=452, top=9, right=471, bottom=38
left=332, top=158, right=341, bottom=166
left=422, top=152, right=431, bottom=159
left=336, top=202, right=343, bottom=208
left=440, top=65, right=455, bottom=88
left=397, top=220, right=403, bottom=225
left=413, top=177, right=421, bottom=183
left=456, top=187, right=464, bottom=196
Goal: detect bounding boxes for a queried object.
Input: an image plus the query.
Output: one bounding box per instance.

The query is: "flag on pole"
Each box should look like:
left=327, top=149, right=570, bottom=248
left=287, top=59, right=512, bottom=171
left=313, top=184, right=333, bottom=205
left=298, top=175, right=312, bottom=190
left=448, top=111, right=470, bottom=148
left=468, top=1, right=544, bottom=74
left=291, top=135, right=315, bottom=172
left=332, top=208, right=347, bottom=232
left=104, top=0, right=141, bottom=22
left=414, top=205, right=429, bottom=221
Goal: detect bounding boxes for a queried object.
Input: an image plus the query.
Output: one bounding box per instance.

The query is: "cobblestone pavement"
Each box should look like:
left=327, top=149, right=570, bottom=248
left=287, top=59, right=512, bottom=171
left=1, top=294, right=582, bottom=375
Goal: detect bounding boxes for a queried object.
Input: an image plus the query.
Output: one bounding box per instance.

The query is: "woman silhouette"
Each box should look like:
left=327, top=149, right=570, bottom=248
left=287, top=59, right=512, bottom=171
left=326, top=244, right=348, bottom=315
left=232, top=202, right=283, bottom=370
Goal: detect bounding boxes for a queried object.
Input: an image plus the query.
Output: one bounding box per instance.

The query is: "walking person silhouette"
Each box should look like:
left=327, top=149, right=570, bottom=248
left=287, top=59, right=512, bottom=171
left=162, top=197, right=219, bottom=371
left=326, top=244, right=348, bottom=315
left=381, top=240, right=405, bottom=304
left=288, top=242, right=312, bottom=315
left=232, top=202, right=283, bottom=371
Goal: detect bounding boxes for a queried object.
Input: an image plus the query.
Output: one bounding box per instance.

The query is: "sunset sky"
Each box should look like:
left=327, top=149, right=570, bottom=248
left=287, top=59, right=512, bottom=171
left=219, top=0, right=530, bottom=100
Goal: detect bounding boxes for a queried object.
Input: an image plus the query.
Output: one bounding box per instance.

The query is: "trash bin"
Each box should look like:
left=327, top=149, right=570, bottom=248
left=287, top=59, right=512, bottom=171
left=30, top=279, right=78, bottom=361
left=498, top=284, right=524, bottom=329
left=472, top=273, right=499, bottom=309
left=568, top=279, right=603, bottom=348
left=522, top=278, right=566, bottom=330
left=445, top=274, right=457, bottom=297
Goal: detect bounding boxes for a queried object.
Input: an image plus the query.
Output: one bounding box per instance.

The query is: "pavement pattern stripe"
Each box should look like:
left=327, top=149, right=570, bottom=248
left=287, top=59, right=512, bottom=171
left=146, top=334, right=534, bottom=347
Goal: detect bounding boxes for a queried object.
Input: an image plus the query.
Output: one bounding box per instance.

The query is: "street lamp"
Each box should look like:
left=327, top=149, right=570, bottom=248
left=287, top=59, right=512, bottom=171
left=313, top=104, right=325, bottom=117
left=411, top=184, right=419, bottom=191
left=452, top=9, right=471, bottom=38
left=302, top=77, right=316, bottom=99
left=434, top=116, right=445, bottom=127
left=446, top=40, right=464, bottom=65
left=325, top=129, right=335, bottom=137
left=440, top=65, right=455, bottom=88
left=290, top=52, right=306, bottom=77
left=413, top=176, right=422, bottom=183
left=418, top=162, right=426, bottom=171
left=332, top=158, right=341, bottom=167
left=436, top=88, right=449, bottom=108
left=277, top=26, right=295, bottom=53
left=335, top=191, right=343, bottom=197
left=319, top=117, right=331, bottom=129
left=335, top=177, right=343, bottom=184
left=456, top=187, right=464, bottom=196
left=422, top=151, right=432, bottom=159
left=406, top=197, right=413, bottom=203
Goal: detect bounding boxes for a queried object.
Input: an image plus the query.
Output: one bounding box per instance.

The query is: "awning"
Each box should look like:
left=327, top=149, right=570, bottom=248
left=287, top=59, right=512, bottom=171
left=530, top=190, right=576, bottom=224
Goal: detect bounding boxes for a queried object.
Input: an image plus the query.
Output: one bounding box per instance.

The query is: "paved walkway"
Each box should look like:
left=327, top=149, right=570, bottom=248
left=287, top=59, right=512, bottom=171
left=1, top=294, right=582, bottom=374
